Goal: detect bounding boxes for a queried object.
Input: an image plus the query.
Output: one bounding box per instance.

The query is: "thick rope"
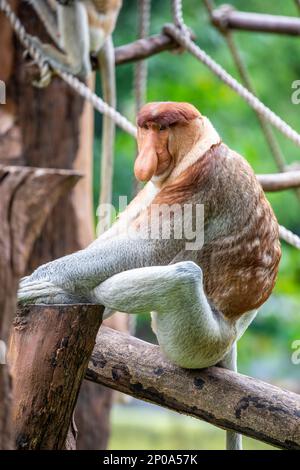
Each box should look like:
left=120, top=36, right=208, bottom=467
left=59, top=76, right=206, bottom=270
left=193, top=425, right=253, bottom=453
left=0, top=0, right=137, bottom=138
left=279, top=225, right=300, bottom=249
left=59, top=71, right=137, bottom=137
left=134, top=0, right=151, bottom=112
left=171, top=0, right=191, bottom=37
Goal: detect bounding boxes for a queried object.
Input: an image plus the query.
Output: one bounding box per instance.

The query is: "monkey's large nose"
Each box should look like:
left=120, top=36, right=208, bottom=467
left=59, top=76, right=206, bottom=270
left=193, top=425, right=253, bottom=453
left=134, top=147, right=158, bottom=182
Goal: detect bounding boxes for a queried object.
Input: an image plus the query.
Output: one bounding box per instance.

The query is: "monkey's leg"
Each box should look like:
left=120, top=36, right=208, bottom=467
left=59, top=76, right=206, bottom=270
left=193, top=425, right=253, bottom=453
left=27, top=0, right=60, bottom=46
left=218, top=343, right=243, bottom=450
left=28, top=2, right=91, bottom=78
left=91, top=262, right=235, bottom=369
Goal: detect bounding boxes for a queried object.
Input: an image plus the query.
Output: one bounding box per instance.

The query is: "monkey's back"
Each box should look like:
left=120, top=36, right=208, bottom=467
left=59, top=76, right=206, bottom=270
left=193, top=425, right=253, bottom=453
left=154, top=142, right=281, bottom=320
left=195, top=143, right=281, bottom=319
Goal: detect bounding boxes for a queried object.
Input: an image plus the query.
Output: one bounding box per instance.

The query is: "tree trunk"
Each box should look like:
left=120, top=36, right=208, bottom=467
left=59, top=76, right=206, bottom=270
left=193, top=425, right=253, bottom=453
left=0, top=1, right=112, bottom=450
left=0, top=165, right=79, bottom=450
left=9, top=304, right=103, bottom=450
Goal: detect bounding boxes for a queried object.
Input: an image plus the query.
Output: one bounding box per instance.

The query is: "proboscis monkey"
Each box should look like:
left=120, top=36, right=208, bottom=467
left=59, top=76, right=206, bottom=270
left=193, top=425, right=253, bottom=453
left=18, top=102, right=281, bottom=450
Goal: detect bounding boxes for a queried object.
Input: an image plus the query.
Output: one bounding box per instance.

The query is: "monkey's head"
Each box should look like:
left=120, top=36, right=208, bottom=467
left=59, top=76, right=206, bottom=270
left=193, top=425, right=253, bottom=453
left=135, top=102, right=203, bottom=183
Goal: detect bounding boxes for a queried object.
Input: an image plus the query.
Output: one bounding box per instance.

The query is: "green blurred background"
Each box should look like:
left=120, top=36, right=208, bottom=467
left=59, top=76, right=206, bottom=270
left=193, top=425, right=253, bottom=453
left=94, top=0, right=300, bottom=450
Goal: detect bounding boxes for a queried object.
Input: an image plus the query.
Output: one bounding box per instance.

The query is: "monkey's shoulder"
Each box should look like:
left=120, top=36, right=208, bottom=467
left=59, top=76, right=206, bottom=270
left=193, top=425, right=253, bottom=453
left=211, top=143, right=259, bottom=190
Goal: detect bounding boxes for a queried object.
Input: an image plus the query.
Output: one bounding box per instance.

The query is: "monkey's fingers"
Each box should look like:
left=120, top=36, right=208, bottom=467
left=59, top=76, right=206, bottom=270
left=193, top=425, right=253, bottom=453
left=32, top=70, right=53, bottom=89
left=23, top=36, right=54, bottom=88
left=18, top=279, right=66, bottom=304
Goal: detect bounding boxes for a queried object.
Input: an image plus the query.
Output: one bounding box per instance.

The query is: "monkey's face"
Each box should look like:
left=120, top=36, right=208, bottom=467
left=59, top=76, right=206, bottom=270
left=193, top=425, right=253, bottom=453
left=135, top=102, right=201, bottom=183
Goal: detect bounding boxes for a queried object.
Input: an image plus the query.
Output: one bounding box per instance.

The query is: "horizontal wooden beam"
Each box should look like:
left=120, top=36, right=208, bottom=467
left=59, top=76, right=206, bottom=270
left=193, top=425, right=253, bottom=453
left=115, top=33, right=178, bottom=65
left=212, top=6, right=300, bottom=36
left=91, top=33, right=179, bottom=69
left=257, top=171, right=300, bottom=191
left=87, top=326, right=300, bottom=450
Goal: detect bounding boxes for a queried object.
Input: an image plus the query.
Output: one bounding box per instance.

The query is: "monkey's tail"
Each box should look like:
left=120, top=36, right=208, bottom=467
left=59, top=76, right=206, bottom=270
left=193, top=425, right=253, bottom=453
left=226, top=429, right=242, bottom=451
left=218, top=342, right=243, bottom=450
left=97, top=36, right=116, bottom=235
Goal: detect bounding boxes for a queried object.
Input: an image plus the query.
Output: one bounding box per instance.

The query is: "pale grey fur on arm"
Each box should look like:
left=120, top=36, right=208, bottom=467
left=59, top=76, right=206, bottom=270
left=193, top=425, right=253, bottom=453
left=18, top=236, right=182, bottom=303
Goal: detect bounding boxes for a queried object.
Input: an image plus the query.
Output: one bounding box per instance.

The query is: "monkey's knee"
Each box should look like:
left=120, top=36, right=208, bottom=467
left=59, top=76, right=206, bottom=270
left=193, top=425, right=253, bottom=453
left=173, top=261, right=202, bottom=280
left=172, top=261, right=203, bottom=295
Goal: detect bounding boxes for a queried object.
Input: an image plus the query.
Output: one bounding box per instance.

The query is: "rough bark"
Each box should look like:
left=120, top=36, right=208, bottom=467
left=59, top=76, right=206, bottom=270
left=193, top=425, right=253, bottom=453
left=9, top=304, right=103, bottom=450
left=0, top=165, right=79, bottom=450
left=87, top=326, right=300, bottom=451
left=0, top=2, right=112, bottom=450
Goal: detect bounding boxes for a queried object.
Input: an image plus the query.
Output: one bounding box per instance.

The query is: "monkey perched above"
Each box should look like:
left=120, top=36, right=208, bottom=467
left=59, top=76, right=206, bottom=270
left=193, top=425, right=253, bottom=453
left=19, top=101, right=281, bottom=450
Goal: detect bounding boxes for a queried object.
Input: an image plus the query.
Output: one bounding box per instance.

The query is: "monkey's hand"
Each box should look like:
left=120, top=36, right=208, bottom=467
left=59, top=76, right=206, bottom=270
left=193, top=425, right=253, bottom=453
left=27, top=35, right=85, bottom=85
left=18, top=277, right=73, bottom=305
left=17, top=258, right=90, bottom=305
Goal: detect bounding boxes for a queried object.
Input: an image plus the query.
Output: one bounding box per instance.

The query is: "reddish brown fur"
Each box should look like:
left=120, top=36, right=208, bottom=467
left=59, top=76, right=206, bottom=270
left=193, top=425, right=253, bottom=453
left=137, top=102, right=200, bottom=128
left=152, top=143, right=281, bottom=320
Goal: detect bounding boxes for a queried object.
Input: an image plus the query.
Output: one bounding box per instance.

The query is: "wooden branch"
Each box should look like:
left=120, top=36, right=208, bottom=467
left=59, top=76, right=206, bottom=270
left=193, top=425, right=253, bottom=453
left=212, top=6, right=300, bottom=36
left=115, top=34, right=178, bottom=65
left=257, top=171, right=300, bottom=191
left=9, top=304, right=103, bottom=450
left=87, top=327, right=300, bottom=450
left=0, top=165, right=80, bottom=449
left=92, top=33, right=178, bottom=69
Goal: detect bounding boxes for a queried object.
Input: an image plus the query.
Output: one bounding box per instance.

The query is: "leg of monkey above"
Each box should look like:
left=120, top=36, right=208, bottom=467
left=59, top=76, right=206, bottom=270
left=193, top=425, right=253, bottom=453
left=19, top=101, right=281, bottom=370
left=26, top=0, right=122, bottom=78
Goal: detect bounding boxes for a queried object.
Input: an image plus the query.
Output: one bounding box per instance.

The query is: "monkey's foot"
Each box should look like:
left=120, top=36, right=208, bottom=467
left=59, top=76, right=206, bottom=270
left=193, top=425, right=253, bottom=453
left=24, top=37, right=55, bottom=88
left=18, top=277, right=79, bottom=305
left=27, top=35, right=87, bottom=83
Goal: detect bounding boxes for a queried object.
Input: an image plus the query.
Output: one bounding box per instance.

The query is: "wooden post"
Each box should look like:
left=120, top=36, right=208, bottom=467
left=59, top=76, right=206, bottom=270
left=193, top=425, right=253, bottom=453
left=87, top=326, right=300, bottom=450
left=9, top=304, right=103, bottom=450
left=0, top=165, right=80, bottom=450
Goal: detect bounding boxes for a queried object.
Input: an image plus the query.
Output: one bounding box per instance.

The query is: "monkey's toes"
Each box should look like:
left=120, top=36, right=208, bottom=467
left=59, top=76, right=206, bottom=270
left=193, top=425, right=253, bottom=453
left=17, top=278, right=66, bottom=305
